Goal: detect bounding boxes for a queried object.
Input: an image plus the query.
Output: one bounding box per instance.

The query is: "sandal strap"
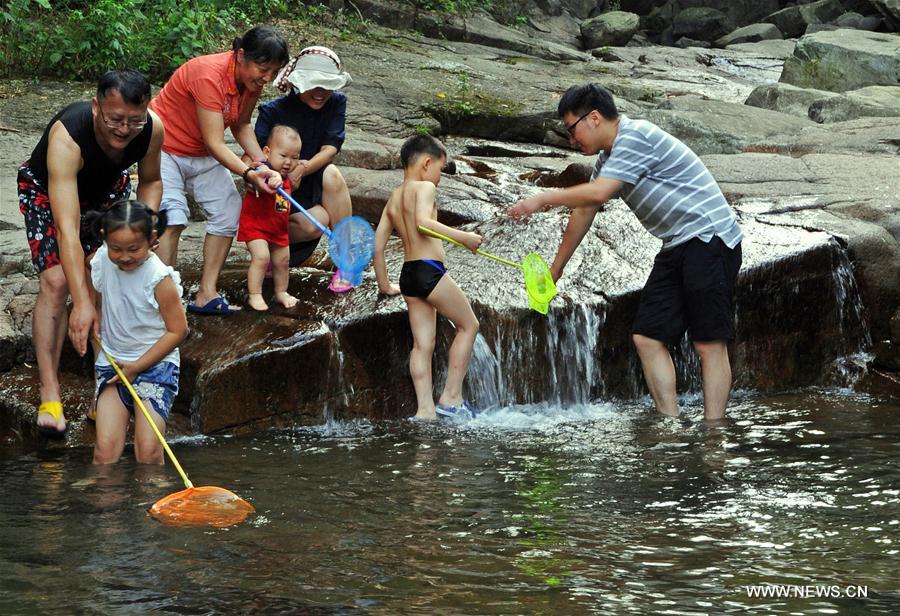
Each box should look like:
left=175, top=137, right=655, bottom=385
left=38, top=401, right=63, bottom=421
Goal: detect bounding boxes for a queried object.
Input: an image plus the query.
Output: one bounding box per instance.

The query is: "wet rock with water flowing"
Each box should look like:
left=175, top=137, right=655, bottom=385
left=1, top=4, right=899, bottom=447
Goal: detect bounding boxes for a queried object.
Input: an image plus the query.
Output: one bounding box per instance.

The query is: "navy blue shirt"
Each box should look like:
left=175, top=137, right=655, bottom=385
left=255, top=92, right=346, bottom=159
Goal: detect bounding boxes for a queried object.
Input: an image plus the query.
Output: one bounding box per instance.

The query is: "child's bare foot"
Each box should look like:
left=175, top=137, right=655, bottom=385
left=274, top=291, right=298, bottom=308
left=412, top=409, right=438, bottom=421
left=247, top=293, right=268, bottom=311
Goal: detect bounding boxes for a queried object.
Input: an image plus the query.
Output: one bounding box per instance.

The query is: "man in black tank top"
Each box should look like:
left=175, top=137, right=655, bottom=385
left=17, top=69, right=164, bottom=437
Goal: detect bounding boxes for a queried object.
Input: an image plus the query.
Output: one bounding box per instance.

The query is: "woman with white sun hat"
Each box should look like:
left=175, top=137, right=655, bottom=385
left=253, top=45, right=356, bottom=292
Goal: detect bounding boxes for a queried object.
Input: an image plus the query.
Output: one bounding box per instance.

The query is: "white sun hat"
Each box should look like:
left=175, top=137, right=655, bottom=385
left=275, top=46, right=352, bottom=94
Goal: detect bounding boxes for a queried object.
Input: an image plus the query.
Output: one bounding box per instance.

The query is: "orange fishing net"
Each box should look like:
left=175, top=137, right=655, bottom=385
left=95, top=336, right=256, bottom=529
left=149, top=486, right=255, bottom=528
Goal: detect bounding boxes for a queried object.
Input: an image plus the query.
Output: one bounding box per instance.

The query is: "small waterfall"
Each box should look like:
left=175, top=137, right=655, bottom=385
left=463, top=303, right=607, bottom=409
left=465, top=333, right=504, bottom=409
left=827, top=246, right=872, bottom=386
left=674, top=336, right=702, bottom=394
left=546, top=303, right=605, bottom=405
left=323, top=329, right=349, bottom=422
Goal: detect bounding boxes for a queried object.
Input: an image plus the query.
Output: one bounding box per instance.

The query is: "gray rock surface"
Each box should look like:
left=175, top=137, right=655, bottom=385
left=764, top=0, right=846, bottom=38
left=780, top=29, right=900, bottom=93
left=808, top=85, right=900, bottom=123
left=744, top=82, right=839, bottom=118
left=867, top=0, right=900, bottom=30
left=581, top=11, right=641, bottom=48
left=2, top=5, right=899, bottom=444
left=726, top=39, right=797, bottom=59
left=672, top=7, right=733, bottom=43
left=646, top=95, right=816, bottom=154
left=716, top=23, right=783, bottom=48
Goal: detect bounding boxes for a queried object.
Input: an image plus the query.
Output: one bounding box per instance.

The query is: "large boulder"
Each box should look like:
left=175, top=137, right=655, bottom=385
left=764, top=0, right=846, bottom=38
left=867, top=0, right=900, bottom=30
left=716, top=23, right=783, bottom=47
left=554, top=0, right=605, bottom=20
left=672, top=7, right=733, bottom=43
left=345, top=0, right=590, bottom=61
left=725, top=38, right=797, bottom=59
left=619, top=0, right=667, bottom=15
left=745, top=82, right=839, bottom=118
left=646, top=96, right=814, bottom=154
left=780, top=29, right=900, bottom=92
left=686, top=0, right=781, bottom=29
left=644, top=0, right=781, bottom=32
left=580, top=11, right=641, bottom=48
left=808, top=85, right=900, bottom=122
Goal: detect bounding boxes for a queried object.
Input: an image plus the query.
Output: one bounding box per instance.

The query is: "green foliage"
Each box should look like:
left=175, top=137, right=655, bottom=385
left=425, top=71, right=521, bottom=121
left=0, top=0, right=294, bottom=81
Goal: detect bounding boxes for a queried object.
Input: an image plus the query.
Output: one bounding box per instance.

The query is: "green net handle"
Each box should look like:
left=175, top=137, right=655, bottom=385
left=417, top=225, right=522, bottom=269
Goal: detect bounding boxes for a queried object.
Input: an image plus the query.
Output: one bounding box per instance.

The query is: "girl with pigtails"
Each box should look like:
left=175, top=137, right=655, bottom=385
left=86, top=200, right=188, bottom=465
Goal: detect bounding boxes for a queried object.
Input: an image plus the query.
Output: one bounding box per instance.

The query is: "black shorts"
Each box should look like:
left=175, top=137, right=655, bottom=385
left=291, top=167, right=324, bottom=212
left=287, top=167, right=327, bottom=267
left=289, top=237, right=321, bottom=267
left=400, top=260, right=446, bottom=298
left=632, top=236, right=741, bottom=345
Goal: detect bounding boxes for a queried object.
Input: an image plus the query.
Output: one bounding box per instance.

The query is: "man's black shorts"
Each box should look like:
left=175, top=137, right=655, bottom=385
left=632, top=236, right=742, bottom=346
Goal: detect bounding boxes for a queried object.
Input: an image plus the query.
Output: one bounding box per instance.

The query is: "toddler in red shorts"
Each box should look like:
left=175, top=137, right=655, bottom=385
left=237, top=125, right=301, bottom=311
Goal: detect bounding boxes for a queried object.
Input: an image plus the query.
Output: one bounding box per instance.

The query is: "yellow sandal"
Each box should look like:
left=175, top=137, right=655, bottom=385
left=36, top=401, right=67, bottom=438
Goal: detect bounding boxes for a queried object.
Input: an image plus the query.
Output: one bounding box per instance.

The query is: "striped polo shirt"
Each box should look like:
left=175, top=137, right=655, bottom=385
left=590, top=115, right=742, bottom=250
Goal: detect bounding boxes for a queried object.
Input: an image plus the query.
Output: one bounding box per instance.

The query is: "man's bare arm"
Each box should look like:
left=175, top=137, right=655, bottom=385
left=46, top=122, right=97, bottom=355
left=135, top=109, right=164, bottom=211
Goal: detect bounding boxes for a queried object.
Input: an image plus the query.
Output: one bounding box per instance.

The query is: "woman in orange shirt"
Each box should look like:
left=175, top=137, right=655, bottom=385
left=151, top=26, right=289, bottom=315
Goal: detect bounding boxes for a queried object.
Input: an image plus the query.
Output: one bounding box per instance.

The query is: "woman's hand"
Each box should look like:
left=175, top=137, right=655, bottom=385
left=288, top=160, right=309, bottom=186
left=251, top=165, right=281, bottom=194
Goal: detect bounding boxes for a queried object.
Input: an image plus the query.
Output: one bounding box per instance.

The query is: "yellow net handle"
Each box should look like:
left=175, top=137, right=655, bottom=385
left=93, top=336, right=194, bottom=489
left=417, top=225, right=522, bottom=269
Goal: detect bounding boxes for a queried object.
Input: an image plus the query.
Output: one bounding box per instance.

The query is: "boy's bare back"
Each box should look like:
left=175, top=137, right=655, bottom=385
left=383, top=180, right=447, bottom=262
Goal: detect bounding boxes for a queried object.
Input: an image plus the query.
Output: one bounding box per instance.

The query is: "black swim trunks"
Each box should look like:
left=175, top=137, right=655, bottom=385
left=632, top=236, right=742, bottom=345
left=18, top=161, right=131, bottom=273
left=400, top=259, right=446, bottom=298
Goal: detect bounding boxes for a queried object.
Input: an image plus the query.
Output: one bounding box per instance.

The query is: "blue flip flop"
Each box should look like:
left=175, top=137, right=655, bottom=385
left=186, top=296, right=240, bottom=316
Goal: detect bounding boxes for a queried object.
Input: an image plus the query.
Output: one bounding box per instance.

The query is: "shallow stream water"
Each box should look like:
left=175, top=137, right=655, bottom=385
left=2, top=392, right=898, bottom=614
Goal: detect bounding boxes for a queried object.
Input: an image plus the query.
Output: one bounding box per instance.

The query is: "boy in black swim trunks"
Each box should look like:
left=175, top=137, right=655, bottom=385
left=374, top=135, right=483, bottom=421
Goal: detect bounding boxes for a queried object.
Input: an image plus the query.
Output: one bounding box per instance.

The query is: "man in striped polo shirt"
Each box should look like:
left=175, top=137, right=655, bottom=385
left=510, top=83, right=742, bottom=421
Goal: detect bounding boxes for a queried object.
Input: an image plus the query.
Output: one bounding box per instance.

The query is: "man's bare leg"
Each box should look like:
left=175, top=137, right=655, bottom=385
left=633, top=334, right=679, bottom=416
left=33, top=266, right=70, bottom=430
left=693, top=340, right=731, bottom=422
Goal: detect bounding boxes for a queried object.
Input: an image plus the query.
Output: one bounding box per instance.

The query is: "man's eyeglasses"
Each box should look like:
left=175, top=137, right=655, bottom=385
left=98, top=106, right=147, bottom=131
left=564, top=110, right=592, bottom=136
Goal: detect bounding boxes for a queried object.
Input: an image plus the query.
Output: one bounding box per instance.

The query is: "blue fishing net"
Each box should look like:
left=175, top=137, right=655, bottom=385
left=328, top=216, right=375, bottom=286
